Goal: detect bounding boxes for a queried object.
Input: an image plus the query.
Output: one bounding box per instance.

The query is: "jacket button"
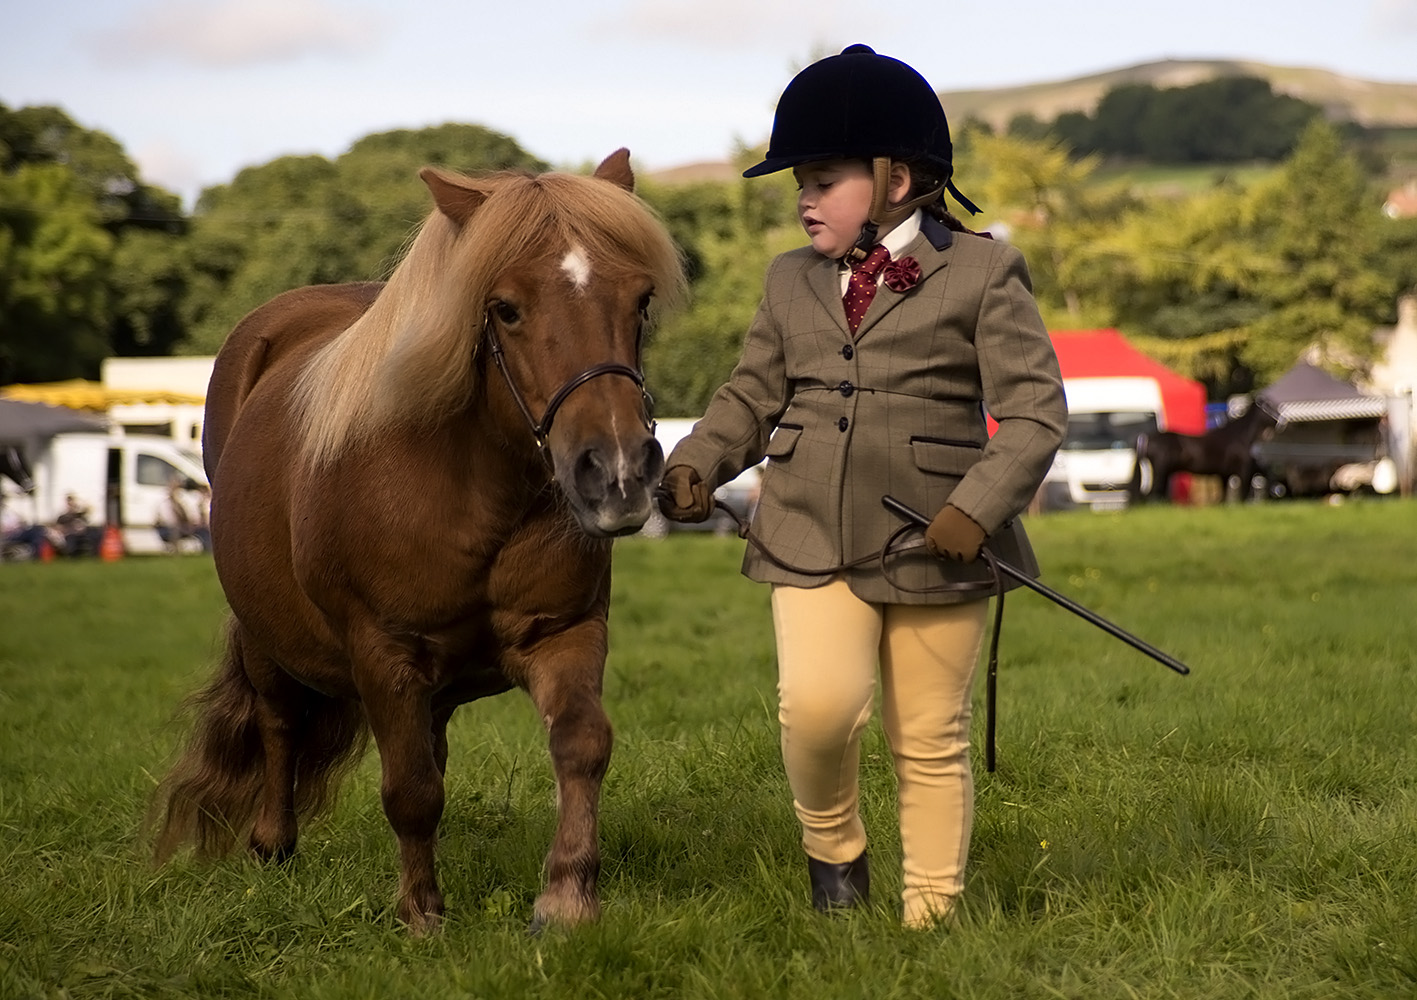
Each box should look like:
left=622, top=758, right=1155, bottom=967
left=841, top=344, right=854, bottom=360
left=838, top=417, right=849, bottom=432
left=837, top=380, right=854, bottom=397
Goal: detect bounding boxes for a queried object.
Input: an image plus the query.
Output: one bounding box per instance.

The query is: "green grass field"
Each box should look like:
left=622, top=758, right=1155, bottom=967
left=1090, top=162, right=1279, bottom=197
left=2, top=500, right=1414, bottom=999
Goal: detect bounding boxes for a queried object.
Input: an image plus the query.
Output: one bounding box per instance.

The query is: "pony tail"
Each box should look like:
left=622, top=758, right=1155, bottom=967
left=150, top=616, right=266, bottom=861
left=150, top=616, right=369, bottom=862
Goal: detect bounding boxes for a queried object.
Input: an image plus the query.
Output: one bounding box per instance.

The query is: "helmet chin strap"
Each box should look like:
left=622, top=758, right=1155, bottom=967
left=845, top=157, right=946, bottom=263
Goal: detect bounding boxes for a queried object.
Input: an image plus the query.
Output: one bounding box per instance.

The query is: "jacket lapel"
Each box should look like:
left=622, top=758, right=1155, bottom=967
left=853, top=216, right=955, bottom=341
left=807, top=255, right=850, bottom=336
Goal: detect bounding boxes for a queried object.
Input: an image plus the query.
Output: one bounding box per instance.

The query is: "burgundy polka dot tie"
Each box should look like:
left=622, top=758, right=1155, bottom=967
left=842, top=245, right=891, bottom=334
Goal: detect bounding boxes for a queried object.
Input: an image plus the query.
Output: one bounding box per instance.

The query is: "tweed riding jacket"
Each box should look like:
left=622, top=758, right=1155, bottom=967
left=667, top=214, right=1067, bottom=604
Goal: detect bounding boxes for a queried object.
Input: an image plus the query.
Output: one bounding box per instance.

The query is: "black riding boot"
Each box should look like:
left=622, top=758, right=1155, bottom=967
left=807, top=851, right=869, bottom=911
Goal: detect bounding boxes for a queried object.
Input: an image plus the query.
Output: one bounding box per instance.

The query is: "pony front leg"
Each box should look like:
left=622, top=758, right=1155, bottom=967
left=355, top=659, right=446, bottom=934
left=525, top=651, right=613, bottom=932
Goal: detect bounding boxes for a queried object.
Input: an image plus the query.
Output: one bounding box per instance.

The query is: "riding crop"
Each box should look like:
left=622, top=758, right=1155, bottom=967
left=883, top=495, right=1189, bottom=771
left=881, top=495, right=1191, bottom=675
left=656, top=487, right=1190, bottom=770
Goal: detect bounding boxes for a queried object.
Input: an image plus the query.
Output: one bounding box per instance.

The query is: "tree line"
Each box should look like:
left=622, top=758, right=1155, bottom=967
left=1005, top=75, right=1327, bottom=164
left=3, top=99, right=1416, bottom=414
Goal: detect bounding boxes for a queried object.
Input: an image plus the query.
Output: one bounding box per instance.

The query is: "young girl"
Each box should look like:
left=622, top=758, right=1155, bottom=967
left=658, top=45, right=1067, bottom=927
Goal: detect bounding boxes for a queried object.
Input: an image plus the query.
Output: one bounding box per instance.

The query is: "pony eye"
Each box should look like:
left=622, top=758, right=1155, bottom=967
left=637, top=293, right=652, bottom=319
left=493, top=300, right=520, bottom=325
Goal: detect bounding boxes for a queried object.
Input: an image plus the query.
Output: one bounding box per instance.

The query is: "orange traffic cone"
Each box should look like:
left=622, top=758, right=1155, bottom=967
left=100, top=524, right=124, bottom=562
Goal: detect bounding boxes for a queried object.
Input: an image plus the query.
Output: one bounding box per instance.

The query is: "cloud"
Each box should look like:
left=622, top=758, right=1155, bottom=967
left=1371, top=0, right=1417, bottom=32
left=87, top=0, right=384, bottom=68
left=595, top=0, right=853, bottom=50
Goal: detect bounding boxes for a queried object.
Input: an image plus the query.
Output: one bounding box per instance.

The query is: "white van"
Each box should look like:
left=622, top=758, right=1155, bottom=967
left=13, top=431, right=209, bottom=554
left=1040, top=377, right=1164, bottom=510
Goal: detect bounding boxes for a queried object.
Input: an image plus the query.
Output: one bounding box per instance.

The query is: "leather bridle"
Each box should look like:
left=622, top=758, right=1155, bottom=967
left=482, top=309, right=653, bottom=452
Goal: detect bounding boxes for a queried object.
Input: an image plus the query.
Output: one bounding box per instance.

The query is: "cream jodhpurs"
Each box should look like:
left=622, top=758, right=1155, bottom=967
left=771, top=577, right=988, bottom=926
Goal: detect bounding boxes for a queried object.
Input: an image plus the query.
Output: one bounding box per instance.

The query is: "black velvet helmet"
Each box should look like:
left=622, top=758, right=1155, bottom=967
left=743, top=44, right=954, bottom=179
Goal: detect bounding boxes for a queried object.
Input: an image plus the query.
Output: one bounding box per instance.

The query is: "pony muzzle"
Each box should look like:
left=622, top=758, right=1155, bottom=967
left=559, top=434, right=664, bottom=537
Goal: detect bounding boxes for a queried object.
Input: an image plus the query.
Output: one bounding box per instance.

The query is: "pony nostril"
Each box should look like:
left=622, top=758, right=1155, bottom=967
left=642, top=439, right=665, bottom=486
left=573, top=449, right=613, bottom=502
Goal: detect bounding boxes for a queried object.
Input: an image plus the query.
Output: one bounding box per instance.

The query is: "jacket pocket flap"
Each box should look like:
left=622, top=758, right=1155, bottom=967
left=911, top=437, right=981, bottom=476
left=765, top=424, right=803, bottom=458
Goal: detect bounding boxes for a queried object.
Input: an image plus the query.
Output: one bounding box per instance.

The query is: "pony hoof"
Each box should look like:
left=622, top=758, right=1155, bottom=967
left=248, top=839, right=295, bottom=864
left=401, top=908, right=444, bottom=937
left=398, top=893, right=445, bottom=936
left=529, top=889, right=600, bottom=932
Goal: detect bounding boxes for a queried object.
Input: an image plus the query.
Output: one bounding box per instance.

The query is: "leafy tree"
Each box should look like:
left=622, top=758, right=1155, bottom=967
left=0, top=103, right=187, bottom=380
left=1061, top=77, right=1321, bottom=163
left=1372, top=215, right=1417, bottom=308
left=640, top=152, right=797, bottom=416
left=1228, top=120, right=1390, bottom=381
left=1049, top=111, right=1095, bottom=152
left=110, top=228, right=189, bottom=357
left=1005, top=112, right=1052, bottom=142
left=1090, top=183, right=1268, bottom=395
left=962, top=129, right=1122, bottom=324
left=1097, top=122, right=1390, bottom=394
left=336, top=124, right=548, bottom=277
left=179, top=155, right=354, bottom=351
left=179, top=125, right=546, bottom=354
left=0, top=163, right=115, bottom=381
left=1087, top=84, right=1156, bottom=159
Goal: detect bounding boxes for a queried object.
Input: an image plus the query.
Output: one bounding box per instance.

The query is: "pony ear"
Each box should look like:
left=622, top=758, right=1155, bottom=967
left=593, top=149, right=635, bottom=192
left=419, top=166, right=489, bottom=226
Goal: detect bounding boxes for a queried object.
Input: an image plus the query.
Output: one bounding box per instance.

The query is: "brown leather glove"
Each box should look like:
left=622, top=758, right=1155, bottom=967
left=658, top=465, right=714, bottom=523
left=924, top=504, right=986, bottom=563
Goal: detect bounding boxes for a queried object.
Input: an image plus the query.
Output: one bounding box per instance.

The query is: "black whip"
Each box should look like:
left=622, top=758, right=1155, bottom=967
left=882, top=496, right=1190, bottom=675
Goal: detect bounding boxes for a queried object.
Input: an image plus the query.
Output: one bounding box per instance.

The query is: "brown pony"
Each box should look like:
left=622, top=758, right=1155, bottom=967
left=152, top=150, right=685, bottom=934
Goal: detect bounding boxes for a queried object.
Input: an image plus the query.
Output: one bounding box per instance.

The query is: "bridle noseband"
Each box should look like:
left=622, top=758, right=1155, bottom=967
left=482, top=309, right=653, bottom=451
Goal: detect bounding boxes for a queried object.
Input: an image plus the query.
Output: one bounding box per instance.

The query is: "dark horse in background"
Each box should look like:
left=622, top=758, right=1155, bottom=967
left=1131, top=396, right=1282, bottom=503
left=151, top=151, right=685, bottom=933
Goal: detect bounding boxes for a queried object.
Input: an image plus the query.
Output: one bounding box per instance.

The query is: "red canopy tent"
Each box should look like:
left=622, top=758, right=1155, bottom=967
left=1048, top=329, right=1207, bottom=434
left=986, top=329, right=1207, bottom=434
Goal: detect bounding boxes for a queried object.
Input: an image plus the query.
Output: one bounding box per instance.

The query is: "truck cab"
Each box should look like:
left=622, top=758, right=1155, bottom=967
left=1041, top=377, right=1164, bottom=510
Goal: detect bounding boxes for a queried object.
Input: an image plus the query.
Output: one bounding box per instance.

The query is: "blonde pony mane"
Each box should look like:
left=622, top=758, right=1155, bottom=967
left=291, top=167, right=686, bottom=467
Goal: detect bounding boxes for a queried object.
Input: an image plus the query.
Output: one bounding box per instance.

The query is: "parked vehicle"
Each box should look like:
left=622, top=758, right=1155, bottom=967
left=4, top=431, right=209, bottom=555
left=1038, top=377, right=1163, bottom=511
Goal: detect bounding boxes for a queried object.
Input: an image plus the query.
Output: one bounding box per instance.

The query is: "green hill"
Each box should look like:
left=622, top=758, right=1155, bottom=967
left=649, top=59, right=1417, bottom=186
left=937, top=58, right=1417, bottom=131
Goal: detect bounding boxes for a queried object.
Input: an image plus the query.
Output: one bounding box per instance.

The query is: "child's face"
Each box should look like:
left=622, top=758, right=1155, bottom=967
left=793, top=159, right=875, bottom=259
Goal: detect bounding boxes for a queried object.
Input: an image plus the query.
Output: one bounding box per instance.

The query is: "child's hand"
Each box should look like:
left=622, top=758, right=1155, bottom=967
left=658, top=466, right=715, bottom=523
left=925, top=505, right=986, bottom=562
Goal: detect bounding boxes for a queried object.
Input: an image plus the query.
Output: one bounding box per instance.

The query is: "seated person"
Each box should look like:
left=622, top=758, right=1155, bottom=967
left=54, top=494, right=99, bottom=557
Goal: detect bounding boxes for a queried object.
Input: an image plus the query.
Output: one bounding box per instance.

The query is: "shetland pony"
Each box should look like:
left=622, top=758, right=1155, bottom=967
left=152, top=150, right=685, bottom=933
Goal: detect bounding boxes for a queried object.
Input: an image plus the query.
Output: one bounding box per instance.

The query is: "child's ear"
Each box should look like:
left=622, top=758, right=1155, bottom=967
left=888, top=161, right=913, bottom=206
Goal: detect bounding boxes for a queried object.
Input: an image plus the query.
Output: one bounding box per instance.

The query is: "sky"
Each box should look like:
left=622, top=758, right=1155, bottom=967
left=4, top=0, right=1416, bottom=207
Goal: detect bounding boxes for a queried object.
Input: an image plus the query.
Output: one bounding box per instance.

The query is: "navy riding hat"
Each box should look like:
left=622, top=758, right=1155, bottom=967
left=742, top=44, right=978, bottom=216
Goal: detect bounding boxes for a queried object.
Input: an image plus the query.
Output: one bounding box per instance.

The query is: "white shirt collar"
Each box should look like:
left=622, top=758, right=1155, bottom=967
left=839, top=210, right=923, bottom=272
left=837, top=210, right=922, bottom=293
left=879, top=209, right=922, bottom=259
